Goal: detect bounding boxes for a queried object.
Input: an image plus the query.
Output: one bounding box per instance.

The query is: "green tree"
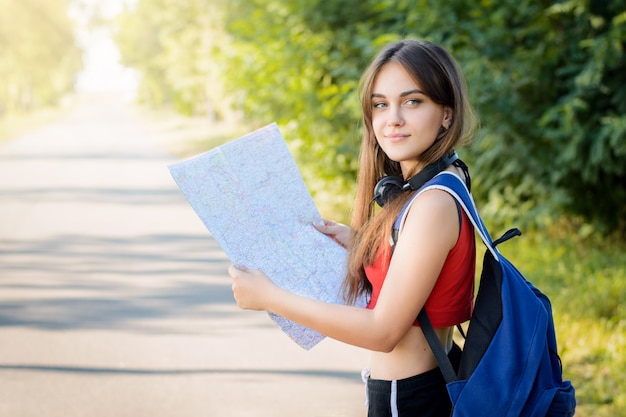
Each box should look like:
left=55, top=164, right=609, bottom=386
left=115, top=0, right=228, bottom=116
left=114, top=0, right=174, bottom=108
left=219, top=0, right=373, bottom=182
left=0, top=0, right=82, bottom=116
left=115, top=0, right=626, bottom=234
left=437, top=0, right=626, bottom=233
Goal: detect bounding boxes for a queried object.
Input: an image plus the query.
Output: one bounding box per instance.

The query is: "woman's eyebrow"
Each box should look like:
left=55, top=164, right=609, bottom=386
left=371, top=89, right=425, bottom=99
left=400, top=89, right=425, bottom=97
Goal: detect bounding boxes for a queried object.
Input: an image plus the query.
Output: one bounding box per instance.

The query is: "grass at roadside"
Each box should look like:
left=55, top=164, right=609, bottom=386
left=133, top=106, right=252, bottom=159
left=496, top=223, right=625, bottom=417
left=0, top=105, right=72, bottom=144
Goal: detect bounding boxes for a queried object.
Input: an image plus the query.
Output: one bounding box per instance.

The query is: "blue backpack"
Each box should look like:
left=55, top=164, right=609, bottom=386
left=395, top=172, right=576, bottom=417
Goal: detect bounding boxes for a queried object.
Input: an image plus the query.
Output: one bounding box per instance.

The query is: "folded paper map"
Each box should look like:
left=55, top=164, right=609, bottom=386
left=168, top=123, right=362, bottom=349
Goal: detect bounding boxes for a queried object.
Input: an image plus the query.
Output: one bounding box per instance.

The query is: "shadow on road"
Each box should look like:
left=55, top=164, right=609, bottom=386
left=0, top=187, right=182, bottom=205
left=0, top=364, right=358, bottom=381
left=0, top=95, right=246, bottom=336
left=0, top=232, right=243, bottom=333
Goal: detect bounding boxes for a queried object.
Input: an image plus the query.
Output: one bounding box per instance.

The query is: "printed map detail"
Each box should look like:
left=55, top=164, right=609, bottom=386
left=168, top=123, right=360, bottom=349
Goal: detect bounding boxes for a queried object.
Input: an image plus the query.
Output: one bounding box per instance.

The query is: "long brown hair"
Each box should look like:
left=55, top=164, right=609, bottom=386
left=343, top=39, right=478, bottom=305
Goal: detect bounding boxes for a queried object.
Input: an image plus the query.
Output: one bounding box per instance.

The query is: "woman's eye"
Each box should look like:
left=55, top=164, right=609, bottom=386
left=372, top=102, right=387, bottom=109
left=405, top=98, right=422, bottom=106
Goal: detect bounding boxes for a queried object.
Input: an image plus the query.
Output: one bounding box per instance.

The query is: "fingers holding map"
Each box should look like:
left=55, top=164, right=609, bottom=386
left=168, top=123, right=362, bottom=349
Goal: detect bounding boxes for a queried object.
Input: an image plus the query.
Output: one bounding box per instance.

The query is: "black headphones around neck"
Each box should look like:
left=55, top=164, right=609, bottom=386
left=373, top=152, right=463, bottom=207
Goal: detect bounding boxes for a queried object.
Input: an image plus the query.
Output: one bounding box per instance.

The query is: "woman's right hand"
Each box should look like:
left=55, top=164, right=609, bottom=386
left=314, top=219, right=352, bottom=249
left=229, top=265, right=278, bottom=311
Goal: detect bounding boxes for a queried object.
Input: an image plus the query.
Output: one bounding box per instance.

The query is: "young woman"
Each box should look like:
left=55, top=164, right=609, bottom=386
left=229, top=39, right=477, bottom=417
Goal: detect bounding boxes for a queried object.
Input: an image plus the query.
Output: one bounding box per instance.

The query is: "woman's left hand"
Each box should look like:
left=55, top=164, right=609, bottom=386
left=314, top=219, right=352, bottom=249
left=229, top=265, right=277, bottom=311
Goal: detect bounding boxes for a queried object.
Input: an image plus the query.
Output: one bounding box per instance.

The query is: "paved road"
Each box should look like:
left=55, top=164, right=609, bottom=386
left=0, top=94, right=368, bottom=417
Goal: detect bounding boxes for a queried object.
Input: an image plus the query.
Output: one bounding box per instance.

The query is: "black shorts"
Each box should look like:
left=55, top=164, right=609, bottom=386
left=366, top=344, right=461, bottom=417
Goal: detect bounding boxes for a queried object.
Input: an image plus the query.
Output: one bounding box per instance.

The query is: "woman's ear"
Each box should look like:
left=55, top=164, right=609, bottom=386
left=442, top=107, right=453, bottom=129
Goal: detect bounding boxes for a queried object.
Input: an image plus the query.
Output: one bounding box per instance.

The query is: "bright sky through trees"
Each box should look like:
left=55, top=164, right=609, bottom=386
left=71, top=0, right=138, bottom=93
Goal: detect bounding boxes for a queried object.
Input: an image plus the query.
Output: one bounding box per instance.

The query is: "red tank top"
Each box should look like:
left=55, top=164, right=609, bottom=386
left=364, top=209, right=476, bottom=328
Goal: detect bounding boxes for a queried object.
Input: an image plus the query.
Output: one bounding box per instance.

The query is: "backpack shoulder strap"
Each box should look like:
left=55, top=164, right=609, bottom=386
left=417, top=172, right=498, bottom=259
left=411, top=172, right=499, bottom=384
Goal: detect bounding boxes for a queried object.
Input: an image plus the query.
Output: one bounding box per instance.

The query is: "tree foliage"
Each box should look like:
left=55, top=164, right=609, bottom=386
left=0, top=0, right=82, bottom=115
left=114, top=0, right=244, bottom=120
left=443, top=0, right=626, bottom=233
left=115, top=0, right=626, bottom=234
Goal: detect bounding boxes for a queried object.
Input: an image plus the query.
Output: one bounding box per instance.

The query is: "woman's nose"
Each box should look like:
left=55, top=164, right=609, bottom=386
left=386, top=109, right=404, bottom=126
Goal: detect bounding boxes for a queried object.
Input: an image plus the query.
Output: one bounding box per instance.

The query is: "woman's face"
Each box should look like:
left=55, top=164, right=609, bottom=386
left=370, top=62, right=451, bottom=177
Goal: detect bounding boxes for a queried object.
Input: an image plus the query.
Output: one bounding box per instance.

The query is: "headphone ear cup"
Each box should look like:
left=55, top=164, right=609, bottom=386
left=373, top=176, right=404, bottom=207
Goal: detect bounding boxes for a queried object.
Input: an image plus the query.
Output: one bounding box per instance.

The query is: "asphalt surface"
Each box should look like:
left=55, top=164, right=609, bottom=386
left=0, top=93, right=368, bottom=417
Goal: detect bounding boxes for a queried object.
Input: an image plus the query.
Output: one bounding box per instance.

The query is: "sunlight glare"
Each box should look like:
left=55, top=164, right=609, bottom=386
left=72, top=0, right=139, bottom=94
